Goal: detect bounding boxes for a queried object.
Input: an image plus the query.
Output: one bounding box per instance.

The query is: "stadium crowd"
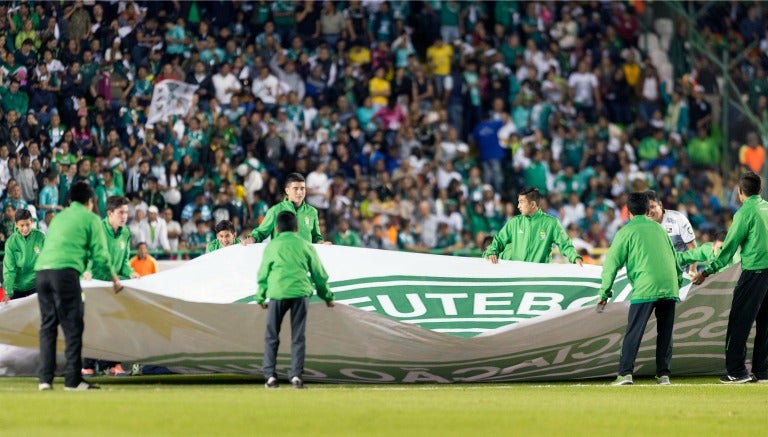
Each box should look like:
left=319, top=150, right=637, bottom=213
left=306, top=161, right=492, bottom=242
left=0, top=0, right=767, bottom=263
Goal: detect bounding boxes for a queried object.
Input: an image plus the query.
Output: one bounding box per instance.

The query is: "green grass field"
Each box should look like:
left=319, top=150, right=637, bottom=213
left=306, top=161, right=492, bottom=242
left=1, top=375, right=766, bottom=436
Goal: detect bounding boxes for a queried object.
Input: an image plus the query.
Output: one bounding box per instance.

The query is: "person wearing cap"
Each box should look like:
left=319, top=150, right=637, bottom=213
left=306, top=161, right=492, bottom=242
left=35, top=181, right=122, bottom=391
left=242, top=172, right=326, bottom=244
left=692, top=172, right=768, bottom=384
left=483, top=187, right=583, bottom=265
left=139, top=205, right=170, bottom=255
left=206, top=220, right=240, bottom=253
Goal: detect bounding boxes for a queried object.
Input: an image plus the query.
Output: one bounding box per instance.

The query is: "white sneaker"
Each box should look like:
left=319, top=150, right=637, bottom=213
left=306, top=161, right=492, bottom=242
left=264, top=376, right=279, bottom=389
left=38, top=382, right=52, bottom=391
left=64, top=382, right=100, bottom=391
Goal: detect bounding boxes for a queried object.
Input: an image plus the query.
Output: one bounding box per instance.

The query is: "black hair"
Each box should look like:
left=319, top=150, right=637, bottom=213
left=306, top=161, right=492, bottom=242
left=519, top=187, right=541, bottom=204
left=14, top=208, right=32, bottom=222
left=284, top=172, right=305, bottom=188
left=643, top=190, right=658, bottom=202
left=276, top=211, right=298, bottom=233
left=627, top=192, right=650, bottom=216
left=69, top=181, right=94, bottom=205
left=106, top=195, right=129, bottom=212
left=739, top=171, right=762, bottom=196
left=214, top=220, right=235, bottom=234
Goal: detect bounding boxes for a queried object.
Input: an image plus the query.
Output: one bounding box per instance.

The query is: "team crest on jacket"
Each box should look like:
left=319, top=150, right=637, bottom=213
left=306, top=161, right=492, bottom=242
left=539, top=231, right=546, bottom=240
left=34, top=246, right=40, bottom=254
left=304, top=217, right=310, bottom=226
left=120, top=241, right=126, bottom=250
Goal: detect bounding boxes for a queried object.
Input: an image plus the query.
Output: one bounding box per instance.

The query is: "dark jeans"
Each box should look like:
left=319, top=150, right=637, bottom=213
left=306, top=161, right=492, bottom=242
left=36, top=269, right=85, bottom=388
left=10, top=288, right=36, bottom=300
left=725, top=269, right=768, bottom=378
left=618, top=299, right=676, bottom=377
left=262, top=297, right=308, bottom=380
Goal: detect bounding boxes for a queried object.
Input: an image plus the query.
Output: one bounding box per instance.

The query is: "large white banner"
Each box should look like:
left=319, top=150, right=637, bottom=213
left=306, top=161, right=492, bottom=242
left=146, top=79, right=197, bottom=126
left=0, top=246, right=741, bottom=382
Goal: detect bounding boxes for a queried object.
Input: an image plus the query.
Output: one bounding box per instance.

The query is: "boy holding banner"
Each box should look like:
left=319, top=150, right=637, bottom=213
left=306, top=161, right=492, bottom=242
left=256, top=211, right=334, bottom=389
left=598, top=192, right=682, bottom=386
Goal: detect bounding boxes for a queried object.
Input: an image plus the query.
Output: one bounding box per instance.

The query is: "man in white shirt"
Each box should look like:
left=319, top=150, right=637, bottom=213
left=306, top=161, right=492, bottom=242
left=568, top=60, right=600, bottom=122
left=163, top=207, right=182, bottom=252
left=212, top=63, right=241, bottom=105
left=251, top=66, right=280, bottom=107
left=305, top=162, right=331, bottom=211
left=139, top=205, right=170, bottom=254
left=439, top=127, right=468, bottom=164
left=646, top=190, right=697, bottom=273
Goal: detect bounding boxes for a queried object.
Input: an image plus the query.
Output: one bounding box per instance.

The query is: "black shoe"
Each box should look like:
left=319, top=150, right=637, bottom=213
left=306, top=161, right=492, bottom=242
left=264, top=376, right=279, bottom=389
left=719, top=374, right=752, bottom=384
left=291, top=376, right=305, bottom=389
left=64, top=382, right=101, bottom=391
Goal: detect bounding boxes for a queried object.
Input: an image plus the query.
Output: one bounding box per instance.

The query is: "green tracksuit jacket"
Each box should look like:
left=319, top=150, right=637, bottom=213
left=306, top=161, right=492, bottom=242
left=2, top=229, right=45, bottom=295
left=706, top=195, right=768, bottom=274
left=600, top=215, right=682, bottom=303
left=482, top=209, right=582, bottom=263
left=256, top=232, right=333, bottom=305
left=88, top=219, right=134, bottom=280
left=250, top=198, right=323, bottom=243
left=34, top=202, right=115, bottom=277
left=675, top=243, right=740, bottom=274
left=206, top=238, right=241, bottom=253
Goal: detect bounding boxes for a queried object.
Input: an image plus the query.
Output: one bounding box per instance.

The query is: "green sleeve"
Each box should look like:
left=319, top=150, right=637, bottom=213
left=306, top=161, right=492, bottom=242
left=351, top=232, right=361, bottom=247
left=89, top=216, right=116, bottom=278
left=708, top=212, right=748, bottom=274
left=553, top=219, right=582, bottom=263
left=205, top=240, right=217, bottom=253
left=250, top=206, right=277, bottom=242
left=599, top=230, right=627, bottom=300
left=255, top=247, right=272, bottom=304
left=670, top=235, right=683, bottom=288
left=119, top=236, right=134, bottom=279
left=482, top=219, right=512, bottom=258
left=310, top=211, right=323, bottom=243
left=307, top=244, right=332, bottom=302
left=675, top=244, right=711, bottom=266
left=2, top=235, right=18, bottom=296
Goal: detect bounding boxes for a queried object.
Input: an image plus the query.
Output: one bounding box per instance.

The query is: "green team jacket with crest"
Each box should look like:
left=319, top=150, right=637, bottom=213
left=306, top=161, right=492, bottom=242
left=482, top=209, right=581, bottom=264
left=249, top=198, right=323, bottom=243
left=2, top=228, right=45, bottom=295
left=89, top=218, right=134, bottom=280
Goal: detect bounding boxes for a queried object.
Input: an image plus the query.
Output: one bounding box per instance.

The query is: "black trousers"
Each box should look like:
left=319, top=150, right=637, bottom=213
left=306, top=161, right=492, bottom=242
left=618, top=299, right=676, bottom=377
left=36, top=269, right=85, bottom=388
left=725, top=269, right=768, bottom=378
left=262, top=297, right=308, bottom=380
left=10, top=288, right=36, bottom=300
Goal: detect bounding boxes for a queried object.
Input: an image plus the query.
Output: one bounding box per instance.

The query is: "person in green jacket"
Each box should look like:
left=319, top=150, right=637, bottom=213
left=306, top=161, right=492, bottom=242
left=2, top=209, right=45, bottom=301
left=34, top=181, right=122, bottom=391
left=242, top=173, right=325, bottom=244
left=257, top=211, right=334, bottom=389
left=85, top=196, right=138, bottom=281
left=675, top=230, right=740, bottom=274
left=82, top=195, right=137, bottom=378
left=692, top=172, right=768, bottom=384
left=483, top=187, right=583, bottom=266
left=206, top=220, right=241, bottom=253
left=598, top=192, right=682, bottom=386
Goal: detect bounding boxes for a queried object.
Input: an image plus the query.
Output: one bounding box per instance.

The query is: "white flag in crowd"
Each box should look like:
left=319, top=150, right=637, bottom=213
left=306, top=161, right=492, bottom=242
left=146, top=79, right=197, bottom=126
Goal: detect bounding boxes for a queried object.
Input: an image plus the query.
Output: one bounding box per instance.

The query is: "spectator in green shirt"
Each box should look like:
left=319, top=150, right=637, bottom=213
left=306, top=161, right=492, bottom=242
left=687, top=126, right=720, bottom=169
left=331, top=218, right=361, bottom=247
